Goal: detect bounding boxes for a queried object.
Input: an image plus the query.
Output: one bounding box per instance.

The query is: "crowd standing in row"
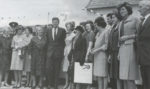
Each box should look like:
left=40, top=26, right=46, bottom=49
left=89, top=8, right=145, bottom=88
left=0, top=0, right=150, bottom=89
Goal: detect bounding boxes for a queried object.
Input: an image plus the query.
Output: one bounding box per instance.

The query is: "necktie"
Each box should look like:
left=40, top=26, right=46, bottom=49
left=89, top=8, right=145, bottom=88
left=54, top=28, right=57, bottom=40
left=120, top=20, right=124, bottom=37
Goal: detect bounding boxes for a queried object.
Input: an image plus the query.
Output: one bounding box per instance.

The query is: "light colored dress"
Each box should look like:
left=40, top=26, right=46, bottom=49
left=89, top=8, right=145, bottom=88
left=62, top=33, right=75, bottom=72
left=10, top=34, right=26, bottom=71
left=93, top=29, right=109, bottom=77
left=23, top=34, right=33, bottom=72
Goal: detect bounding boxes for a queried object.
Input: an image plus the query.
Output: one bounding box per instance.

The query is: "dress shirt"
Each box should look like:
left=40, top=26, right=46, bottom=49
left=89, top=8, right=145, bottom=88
left=143, top=13, right=150, bottom=25
left=52, top=27, right=58, bottom=40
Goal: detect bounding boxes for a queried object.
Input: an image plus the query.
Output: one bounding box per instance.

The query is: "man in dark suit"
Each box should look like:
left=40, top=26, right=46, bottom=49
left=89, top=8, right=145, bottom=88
left=45, top=17, right=66, bottom=89
left=137, top=0, right=150, bottom=89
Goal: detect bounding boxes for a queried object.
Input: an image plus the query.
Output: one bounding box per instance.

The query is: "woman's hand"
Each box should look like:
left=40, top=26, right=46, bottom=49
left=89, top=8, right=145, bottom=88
left=90, top=48, right=100, bottom=54
left=120, top=36, right=128, bottom=42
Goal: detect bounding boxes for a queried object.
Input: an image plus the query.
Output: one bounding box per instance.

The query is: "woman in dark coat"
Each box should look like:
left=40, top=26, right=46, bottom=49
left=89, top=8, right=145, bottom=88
left=107, top=11, right=121, bottom=89
left=29, top=26, right=46, bottom=89
left=68, top=26, right=87, bottom=89
left=0, top=29, right=12, bottom=87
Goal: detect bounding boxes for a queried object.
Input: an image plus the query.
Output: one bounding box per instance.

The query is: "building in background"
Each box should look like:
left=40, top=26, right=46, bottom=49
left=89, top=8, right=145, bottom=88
left=85, top=0, right=141, bottom=19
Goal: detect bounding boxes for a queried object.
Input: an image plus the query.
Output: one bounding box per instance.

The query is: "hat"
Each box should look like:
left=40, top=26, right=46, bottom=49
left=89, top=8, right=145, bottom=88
left=9, top=22, right=18, bottom=28
left=75, top=26, right=84, bottom=33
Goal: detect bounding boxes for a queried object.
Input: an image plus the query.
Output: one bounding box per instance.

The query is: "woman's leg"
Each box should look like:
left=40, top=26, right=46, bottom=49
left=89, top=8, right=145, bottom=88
left=117, top=79, right=123, bottom=89
left=103, top=77, right=108, bottom=89
left=4, top=71, right=9, bottom=86
left=38, top=76, right=43, bottom=87
left=0, top=71, right=3, bottom=87
left=31, top=75, right=36, bottom=87
left=63, top=72, right=69, bottom=89
left=26, top=72, right=30, bottom=86
left=126, top=80, right=136, bottom=89
left=17, top=71, right=22, bottom=87
left=14, top=71, right=18, bottom=87
left=98, top=77, right=103, bottom=89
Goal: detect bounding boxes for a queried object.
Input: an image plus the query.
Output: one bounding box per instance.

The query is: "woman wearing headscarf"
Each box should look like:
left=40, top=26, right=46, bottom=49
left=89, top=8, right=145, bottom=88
left=68, top=26, right=87, bottom=89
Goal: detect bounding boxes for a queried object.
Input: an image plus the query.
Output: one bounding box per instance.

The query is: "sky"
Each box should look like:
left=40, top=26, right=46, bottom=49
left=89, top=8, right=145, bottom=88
left=0, top=0, right=90, bottom=27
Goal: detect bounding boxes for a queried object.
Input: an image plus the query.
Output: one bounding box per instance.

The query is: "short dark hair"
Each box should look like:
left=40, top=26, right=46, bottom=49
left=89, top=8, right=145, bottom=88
left=117, top=2, right=133, bottom=18
left=94, top=17, right=106, bottom=28
left=26, top=27, right=33, bottom=34
left=112, top=9, right=122, bottom=21
left=75, top=26, right=84, bottom=33
left=107, top=13, right=113, bottom=19
left=52, top=17, right=60, bottom=23
left=85, top=20, right=95, bottom=31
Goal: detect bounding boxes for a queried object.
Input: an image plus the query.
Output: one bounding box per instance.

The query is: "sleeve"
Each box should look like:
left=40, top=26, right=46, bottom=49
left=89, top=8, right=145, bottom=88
left=100, top=30, right=109, bottom=51
left=11, top=37, right=15, bottom=48
left=28, top=39, right=33, bottom=54
left=135, top=17, right=141, bottom=34
left=80, top=37, right=87, bottom=65
left=89, top=31, right=95, bottom=42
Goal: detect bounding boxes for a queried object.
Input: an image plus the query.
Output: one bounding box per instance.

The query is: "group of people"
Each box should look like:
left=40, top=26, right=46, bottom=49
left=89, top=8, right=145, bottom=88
left=0, top=0, right=150, bottom=89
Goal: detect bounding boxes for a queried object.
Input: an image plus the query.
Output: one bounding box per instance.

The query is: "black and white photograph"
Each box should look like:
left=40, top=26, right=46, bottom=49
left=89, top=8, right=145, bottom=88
left=0, top=0, right=150, bottom=89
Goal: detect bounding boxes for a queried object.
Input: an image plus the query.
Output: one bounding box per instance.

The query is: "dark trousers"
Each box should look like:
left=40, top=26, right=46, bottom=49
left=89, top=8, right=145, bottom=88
left=46, top=54, right=62, bottom=88
left=110, top=78, right=117, bottom=89
left=141, top=66, right=150, bottom=89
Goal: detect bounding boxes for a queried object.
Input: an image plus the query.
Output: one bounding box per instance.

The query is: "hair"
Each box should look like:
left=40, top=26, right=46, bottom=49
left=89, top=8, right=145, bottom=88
left=80, top=21, right=87, bottom=27
left=117, top=2, right=133, bottom=18
left=85, top=20, right=95, bottom=31
left=65, top=21, right=75, bottom=30
left=107, top=13, right=113, bottom=19
left=52, top=17, right=60, bottom=23
left=139, top=0, right=150, bottom=8
left=94, top=17, right=107, bottom=28
left=112, top=9, right=122, bottom=21
left=75, top=26, right=84, bottom=33
left=26, top=27, right=33, bottom=34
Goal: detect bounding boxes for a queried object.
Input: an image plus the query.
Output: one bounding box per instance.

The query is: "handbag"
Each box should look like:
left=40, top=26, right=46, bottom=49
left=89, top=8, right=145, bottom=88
left=74, top=62, right=93, bottom=84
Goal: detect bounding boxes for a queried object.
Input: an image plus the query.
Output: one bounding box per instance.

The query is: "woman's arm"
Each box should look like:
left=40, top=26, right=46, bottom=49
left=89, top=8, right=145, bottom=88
left=85, top=41, right=93, bottom=61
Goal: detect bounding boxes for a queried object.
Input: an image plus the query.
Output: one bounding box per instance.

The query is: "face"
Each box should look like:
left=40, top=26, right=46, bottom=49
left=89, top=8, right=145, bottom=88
left=66, top=24, right=73, bottom=33
left=17, top=29, right=23, bottom=35
left=36, top=27, right=43, bottom=36
left=85, top=23, right=92, bottom=32
left=107, top=17, right=112, bottom=25
left=112, top=15, right=118, bottom=25
left=52, top=20, right=59, bottom=28
left=25, top=28, right=30, bottom=35
left=74, top=30, right=81, bottom=35
left=138, top=2, right=149, bottom=16
left=120, top=7, right=128, bottom=18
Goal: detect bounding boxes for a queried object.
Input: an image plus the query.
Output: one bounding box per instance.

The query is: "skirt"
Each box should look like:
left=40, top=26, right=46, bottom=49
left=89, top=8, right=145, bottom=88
left=10, top=50, right=23, bottom=71
left=62, top=55, right=69, bottom=72
left=93, top=52, right=108, bottom=77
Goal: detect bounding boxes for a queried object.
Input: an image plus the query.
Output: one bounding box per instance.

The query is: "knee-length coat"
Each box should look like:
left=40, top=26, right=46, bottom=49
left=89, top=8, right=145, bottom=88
left=118, top=15, right=140, bottom=80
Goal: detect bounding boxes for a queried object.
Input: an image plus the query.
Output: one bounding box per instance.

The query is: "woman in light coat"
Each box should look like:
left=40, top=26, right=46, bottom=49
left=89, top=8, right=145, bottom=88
left=117, top=2, right=141, bottom=89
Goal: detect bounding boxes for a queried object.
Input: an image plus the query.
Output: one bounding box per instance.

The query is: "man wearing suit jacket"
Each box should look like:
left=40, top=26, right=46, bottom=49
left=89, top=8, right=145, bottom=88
left=45, top=17, right=66, bottom=89
left=137, top=1, right=150, bottom=89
